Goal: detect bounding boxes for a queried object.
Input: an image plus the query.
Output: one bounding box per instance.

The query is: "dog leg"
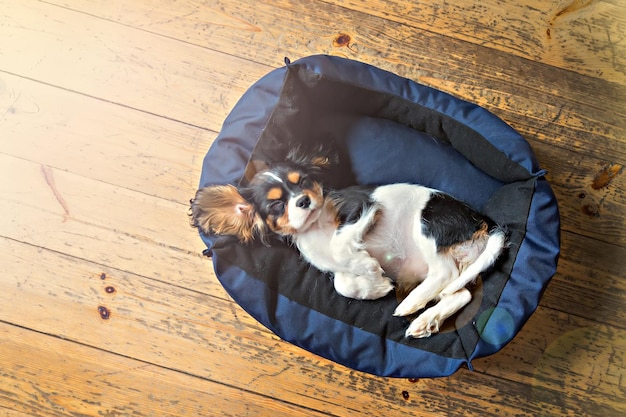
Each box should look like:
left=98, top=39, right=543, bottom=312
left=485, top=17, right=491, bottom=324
left=330, top=205, right=383, bottom=278
left=405, top=288, right=472, bottom=338
left=333, top=271, right=394, bottom=300
left=440, top=230, right=506, bottom=298
left=393, top=256, right=457, bottom=317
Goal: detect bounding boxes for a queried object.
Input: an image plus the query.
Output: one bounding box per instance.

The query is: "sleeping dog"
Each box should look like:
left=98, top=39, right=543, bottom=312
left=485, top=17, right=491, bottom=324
left=190, top=149, right=507, bottom=338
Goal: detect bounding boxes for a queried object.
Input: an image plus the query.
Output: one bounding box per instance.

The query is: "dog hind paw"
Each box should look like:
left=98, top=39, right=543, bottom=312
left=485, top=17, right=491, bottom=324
left=405, top=314, right=441, bottom=338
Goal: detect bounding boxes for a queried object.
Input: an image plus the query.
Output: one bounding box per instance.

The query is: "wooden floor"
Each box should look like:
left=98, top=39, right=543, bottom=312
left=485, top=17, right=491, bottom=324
left=1, top=1, right=624, bottom=416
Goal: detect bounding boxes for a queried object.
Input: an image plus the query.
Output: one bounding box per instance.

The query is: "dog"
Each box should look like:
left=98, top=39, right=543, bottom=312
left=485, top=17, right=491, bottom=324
left=190, top=149, right=507, bottom=338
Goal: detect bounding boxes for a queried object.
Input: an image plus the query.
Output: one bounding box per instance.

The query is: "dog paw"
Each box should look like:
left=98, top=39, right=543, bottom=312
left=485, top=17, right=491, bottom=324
left=354, top=275, right=394, bottom=300
left=334, top=272, right=394, bottom=300
left=365, top=276, right=395, bottom=299
left=351, top=256, right=383, bottom=277
left=405, top=313, right=441, bottom=338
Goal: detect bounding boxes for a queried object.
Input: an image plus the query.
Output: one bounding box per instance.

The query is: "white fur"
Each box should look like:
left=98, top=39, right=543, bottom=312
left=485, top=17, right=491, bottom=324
left=287, top=192, right=321, bottom=231
left=290, top=183, right=505, bottom=338
left=259, top=171, right=284, bottom=183
left=294, top=200, right=394, bottom=299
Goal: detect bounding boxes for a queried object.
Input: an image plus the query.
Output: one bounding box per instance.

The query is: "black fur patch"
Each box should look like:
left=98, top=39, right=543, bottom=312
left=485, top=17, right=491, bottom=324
left=421, top=193, right=489, bottom=250
left=329, top=186, right=377, bottom=226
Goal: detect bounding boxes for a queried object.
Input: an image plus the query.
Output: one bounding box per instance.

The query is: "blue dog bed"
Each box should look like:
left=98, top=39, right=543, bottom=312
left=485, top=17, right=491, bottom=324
left=197, top=55, right=560, bottom=378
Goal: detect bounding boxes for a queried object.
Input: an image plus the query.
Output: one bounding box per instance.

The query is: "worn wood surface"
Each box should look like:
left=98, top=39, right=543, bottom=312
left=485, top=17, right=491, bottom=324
left=0, top=0, right=624, bottom=416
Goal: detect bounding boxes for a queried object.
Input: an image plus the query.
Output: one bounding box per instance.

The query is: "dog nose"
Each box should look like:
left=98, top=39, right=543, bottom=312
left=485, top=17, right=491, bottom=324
left=296, top=195, right=311, bottom=209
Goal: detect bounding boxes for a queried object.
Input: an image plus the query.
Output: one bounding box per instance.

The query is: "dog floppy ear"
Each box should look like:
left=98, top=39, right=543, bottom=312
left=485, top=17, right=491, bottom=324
left=190, top=185, right=265, bottom=243
left=286, top=144, right=338, bottom=172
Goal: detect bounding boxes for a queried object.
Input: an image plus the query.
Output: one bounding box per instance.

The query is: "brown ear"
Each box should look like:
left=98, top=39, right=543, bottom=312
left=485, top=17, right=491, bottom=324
left=244, top=160, right=271, bottom=183
left=190, top=185, right=264, bottom=243
left=286, top=145, right=338, bottom=171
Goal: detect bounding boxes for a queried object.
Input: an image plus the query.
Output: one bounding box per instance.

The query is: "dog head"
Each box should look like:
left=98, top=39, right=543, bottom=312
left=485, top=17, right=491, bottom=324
left=190, top=148, right=334, bottom=243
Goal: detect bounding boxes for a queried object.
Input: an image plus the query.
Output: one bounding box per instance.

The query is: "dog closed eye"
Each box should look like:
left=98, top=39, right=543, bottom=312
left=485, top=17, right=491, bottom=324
left=268, top=200, right=285, bottom=215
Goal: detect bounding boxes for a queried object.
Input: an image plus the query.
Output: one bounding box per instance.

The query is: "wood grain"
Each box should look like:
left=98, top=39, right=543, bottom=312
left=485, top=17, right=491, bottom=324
left=0, top=0, right=271, bottom=129
left=0, top=153, right=222, bottom=297
left=537, top=144, right=626, bottom=245
left=327, top=0, right=626, bottom=84
left=0, top=71, right=215, bottom=203
left=0, top=323, right=329, bottom=417
left=0, top=0, right=624, bottom=415
left=50, top=0, right=626, bottom=84
left=543, top=233, right=626, bottom=328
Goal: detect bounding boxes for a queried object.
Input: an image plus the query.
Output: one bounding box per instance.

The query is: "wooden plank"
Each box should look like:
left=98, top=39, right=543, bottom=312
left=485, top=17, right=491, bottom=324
left=2, top=237, right=623, bottom=416
left=324, top=0, right=626, bottom=84
left=0, top=71, right=215, bottom=204
left=50, top=0, right=626, bottom=85
left=475, top=311, right=626, bottom=416
left=0, top=0, right=272, bottom=129
left=542, top=232, right=626, bottom=329
left=537, top=143, right=626, bottom=246
left=0, top=153, right=225, bottom=298
left=0, top=409, right=31, bottom=417
left=0, top=323, right=328, bottom=417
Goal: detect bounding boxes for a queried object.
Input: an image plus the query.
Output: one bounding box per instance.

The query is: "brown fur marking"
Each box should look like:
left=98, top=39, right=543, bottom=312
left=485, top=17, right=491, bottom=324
left=446, top=221, right=490, bottom=272
left=270, top=208, right=297, bottom=236
left=267, top=187, right=283, bottom=200
left=287, top=171, right=300, bottom=184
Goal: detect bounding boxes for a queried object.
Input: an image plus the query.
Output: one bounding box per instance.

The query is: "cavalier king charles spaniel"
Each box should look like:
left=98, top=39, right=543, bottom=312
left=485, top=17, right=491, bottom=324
left=191, top=149, right=507, bottom=338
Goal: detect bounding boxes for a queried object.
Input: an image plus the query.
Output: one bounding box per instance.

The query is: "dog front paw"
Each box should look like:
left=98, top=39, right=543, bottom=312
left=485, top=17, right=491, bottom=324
left=349, top=256, right=383, bottom=277
left=334, top=272, right=394, bottom=300
left=363, top=275, right=394, bottom=299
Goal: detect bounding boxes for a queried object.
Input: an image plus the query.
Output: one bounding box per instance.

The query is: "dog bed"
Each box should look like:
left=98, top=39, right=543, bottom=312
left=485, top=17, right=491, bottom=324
left=197, top=55, right=560, bottom=378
